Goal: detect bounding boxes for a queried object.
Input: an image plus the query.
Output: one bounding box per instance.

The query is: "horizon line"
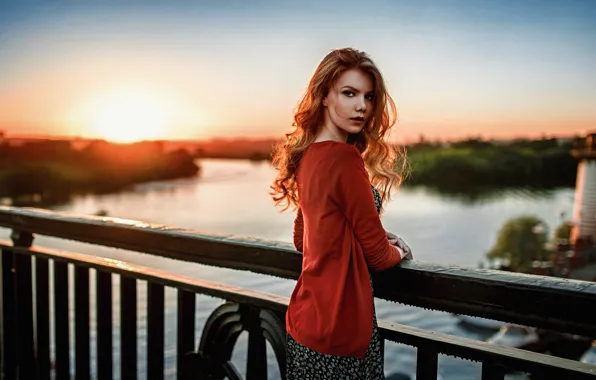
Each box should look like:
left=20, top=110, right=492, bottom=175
left=2, top=131, right=586, bottom=144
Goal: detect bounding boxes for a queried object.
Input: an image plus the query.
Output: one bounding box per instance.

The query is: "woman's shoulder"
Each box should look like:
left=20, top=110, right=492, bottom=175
left=308, top=141, right=362, bottom=164
left=300, top=141, right=364, bottom=180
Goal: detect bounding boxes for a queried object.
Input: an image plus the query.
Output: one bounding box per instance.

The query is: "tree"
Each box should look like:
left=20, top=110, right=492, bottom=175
left=553, top=220, right=572, bottom=240
left=486, top=216, right=549, bottom=272
left=552, top=220, right=573, bottom=249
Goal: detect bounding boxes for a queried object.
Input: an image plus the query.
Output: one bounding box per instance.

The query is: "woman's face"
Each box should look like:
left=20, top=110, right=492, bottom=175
left=322, top=68, right=374, bottom=136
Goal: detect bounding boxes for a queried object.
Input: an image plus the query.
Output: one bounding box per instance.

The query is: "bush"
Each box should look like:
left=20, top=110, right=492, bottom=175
left=486, top=216, right=549, bottom=272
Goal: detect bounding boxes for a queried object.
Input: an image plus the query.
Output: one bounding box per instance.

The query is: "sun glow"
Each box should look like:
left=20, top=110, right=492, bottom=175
left=83, top=88, right=172, bottom=142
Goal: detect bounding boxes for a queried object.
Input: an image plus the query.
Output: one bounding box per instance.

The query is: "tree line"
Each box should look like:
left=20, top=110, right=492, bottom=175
left=0, top=139, right=200, bottom=204
left=405, top=137, right=577, bottom=192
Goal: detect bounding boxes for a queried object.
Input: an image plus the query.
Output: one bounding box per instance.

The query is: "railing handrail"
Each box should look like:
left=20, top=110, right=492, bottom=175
left=1, top=205, right=595, bottom=339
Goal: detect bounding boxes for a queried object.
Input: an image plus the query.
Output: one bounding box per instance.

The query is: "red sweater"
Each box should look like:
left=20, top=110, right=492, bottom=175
left=286, top=140, right=402, bottom=358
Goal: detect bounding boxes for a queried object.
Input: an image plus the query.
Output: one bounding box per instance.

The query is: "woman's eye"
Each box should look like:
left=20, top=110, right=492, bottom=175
left=365, top=94, right=374, bottom=101
left=342, top=91, right=355, bottom=97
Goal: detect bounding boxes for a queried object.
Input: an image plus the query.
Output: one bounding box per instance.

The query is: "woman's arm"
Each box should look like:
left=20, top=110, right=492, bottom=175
left=333, top=145, right=404, bottom=271
left=293, top=207, right=304, bottom=252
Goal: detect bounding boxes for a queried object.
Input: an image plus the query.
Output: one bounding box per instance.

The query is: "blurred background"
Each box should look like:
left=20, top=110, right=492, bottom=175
left=1, top=0, right=595, bottom=378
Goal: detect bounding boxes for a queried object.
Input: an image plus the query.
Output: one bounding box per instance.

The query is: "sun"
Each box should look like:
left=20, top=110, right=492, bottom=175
left=85, top=88, right=172, bottom=143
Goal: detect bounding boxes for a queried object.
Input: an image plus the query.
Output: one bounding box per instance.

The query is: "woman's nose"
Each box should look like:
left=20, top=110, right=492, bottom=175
left=356, top=97, right=367, bottom=112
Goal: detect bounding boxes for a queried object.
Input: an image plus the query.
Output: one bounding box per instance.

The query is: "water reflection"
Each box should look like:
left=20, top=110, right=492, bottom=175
left=411, top=185, right=568, bottom=205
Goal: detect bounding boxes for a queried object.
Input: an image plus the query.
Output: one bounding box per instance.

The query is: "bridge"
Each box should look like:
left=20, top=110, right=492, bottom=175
left=0, top=206, right=595, bottom=379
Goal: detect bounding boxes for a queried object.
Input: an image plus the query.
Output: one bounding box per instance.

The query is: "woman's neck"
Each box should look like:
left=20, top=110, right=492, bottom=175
left=314, top=117, right=348, bottom=143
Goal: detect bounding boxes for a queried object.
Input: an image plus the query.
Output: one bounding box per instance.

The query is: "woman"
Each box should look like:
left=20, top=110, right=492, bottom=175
left=270, top=47, right=412, bottom=379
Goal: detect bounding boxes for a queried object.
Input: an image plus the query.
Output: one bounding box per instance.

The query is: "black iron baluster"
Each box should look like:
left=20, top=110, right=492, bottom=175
left=96, top=270, right=113, bottom=380
left=147, top=282, right=165, bottom=380
left=481, top=362, right=505, bottom=380
left=36, top=256, right=51, bottom=380
left=1, top=246, right=17, bottom=380
left=75, top=265, right=90, bottom=380
left=245, top=307, right=267, bottom=380
left=13, top=230, right=36, bottom=380
left=416, top=346, right=438, bottom=380
left=177, top=289, right=195, bottom=379
left=244, top=306, right=268, bottom=380
left=54, top=260, right=70, bottom=380
left=380, top=336, right=385, bottom=364
left=120, top=276, right=137, bottom=379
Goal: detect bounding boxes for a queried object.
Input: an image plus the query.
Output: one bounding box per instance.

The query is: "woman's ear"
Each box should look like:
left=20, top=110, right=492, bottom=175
left=322, top=97, right=328, bottom=107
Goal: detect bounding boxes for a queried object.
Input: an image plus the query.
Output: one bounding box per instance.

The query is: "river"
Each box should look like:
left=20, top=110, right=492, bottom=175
left=0, top=159, right=575, bottom=379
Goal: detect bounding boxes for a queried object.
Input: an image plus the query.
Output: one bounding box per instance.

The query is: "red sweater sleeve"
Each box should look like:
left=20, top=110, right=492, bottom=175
left=293, top=207, right=304, bottom=252
left=332, top=144, right=402, bottom=271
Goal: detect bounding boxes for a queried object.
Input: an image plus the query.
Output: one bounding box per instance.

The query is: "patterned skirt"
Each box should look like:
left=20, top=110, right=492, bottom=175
left=286, top=276, right=384, bottom=380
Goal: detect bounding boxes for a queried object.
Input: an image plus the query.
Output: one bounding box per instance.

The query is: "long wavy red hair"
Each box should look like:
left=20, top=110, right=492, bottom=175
left=270, top=48, right=408, bottom=212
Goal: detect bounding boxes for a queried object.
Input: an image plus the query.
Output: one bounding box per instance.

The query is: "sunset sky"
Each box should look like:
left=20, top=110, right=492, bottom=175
left=1, top=0, right=595, bottom=142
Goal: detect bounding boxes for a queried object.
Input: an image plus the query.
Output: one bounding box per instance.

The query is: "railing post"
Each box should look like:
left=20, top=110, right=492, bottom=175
left=1, top=234, right=18, bottom=379
left=245, top=306, right=267, bottom=380
left=120, top=276, right=137, bottom=379
left=96, top=271, right=113, bottom=380
left=54, top=260, right=70, bottom=380
left=147, top=282, right=164, bottom=380
left=416, top=346, right=438, bottom=380
left=177, top=290, right=195, bottom=379
left=35, top=252, right=51, bottom=380
left=10, top=230, right=34, bottom=250
left=11, top=230, right=36, bottom=380
left=482, top=362, right=506, bottom=380
left=74, top=265, right=91, bottom=380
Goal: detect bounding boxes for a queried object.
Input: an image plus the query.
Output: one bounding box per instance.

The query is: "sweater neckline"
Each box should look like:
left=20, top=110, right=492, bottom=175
left=310, top=140, right=346, bottom=146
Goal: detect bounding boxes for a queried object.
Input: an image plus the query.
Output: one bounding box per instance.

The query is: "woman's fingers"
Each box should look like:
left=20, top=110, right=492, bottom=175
left=396, top=237, right=410, bottom=253
left=386, top=231, right=398, bottom=240
left=386, top=232, right=413, bottom=259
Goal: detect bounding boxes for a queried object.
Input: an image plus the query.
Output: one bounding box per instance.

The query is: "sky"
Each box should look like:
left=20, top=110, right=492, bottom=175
left=0, top=0, right=595, bottom=142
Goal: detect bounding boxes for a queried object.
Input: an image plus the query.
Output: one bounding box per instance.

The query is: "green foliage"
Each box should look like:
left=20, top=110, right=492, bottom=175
left=406, top=139, right=577, bottom=191
left=553, top=220, right=572, bottom=240
left=486, top=215, right=549, bottom=272
left=0, top=140, right=200, bottom=201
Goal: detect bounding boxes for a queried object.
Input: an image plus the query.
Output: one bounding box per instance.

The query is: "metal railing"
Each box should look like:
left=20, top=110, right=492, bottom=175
left=1, top=206, right=595, bottom=379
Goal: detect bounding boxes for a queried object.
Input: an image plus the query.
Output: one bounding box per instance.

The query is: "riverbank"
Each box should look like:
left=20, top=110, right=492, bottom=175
left=0, top=139, right=200, bottom=206
left=406, top=140, right=576, bottom=191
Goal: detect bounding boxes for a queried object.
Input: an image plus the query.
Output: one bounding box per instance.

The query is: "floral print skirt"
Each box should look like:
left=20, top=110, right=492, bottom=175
left=286, top=308, right=383, bottom=380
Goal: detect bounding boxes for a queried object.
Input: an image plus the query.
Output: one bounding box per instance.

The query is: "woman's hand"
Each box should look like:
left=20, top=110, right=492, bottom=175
left=386, top=231, right=413, bottom=260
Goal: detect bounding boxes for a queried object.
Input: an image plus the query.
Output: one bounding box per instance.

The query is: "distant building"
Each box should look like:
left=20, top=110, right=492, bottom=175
left=571, top=132, right=596, bottom=244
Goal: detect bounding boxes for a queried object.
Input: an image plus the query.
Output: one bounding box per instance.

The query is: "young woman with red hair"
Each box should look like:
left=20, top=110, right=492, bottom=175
left=271, top=47, right=412, bottom=379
